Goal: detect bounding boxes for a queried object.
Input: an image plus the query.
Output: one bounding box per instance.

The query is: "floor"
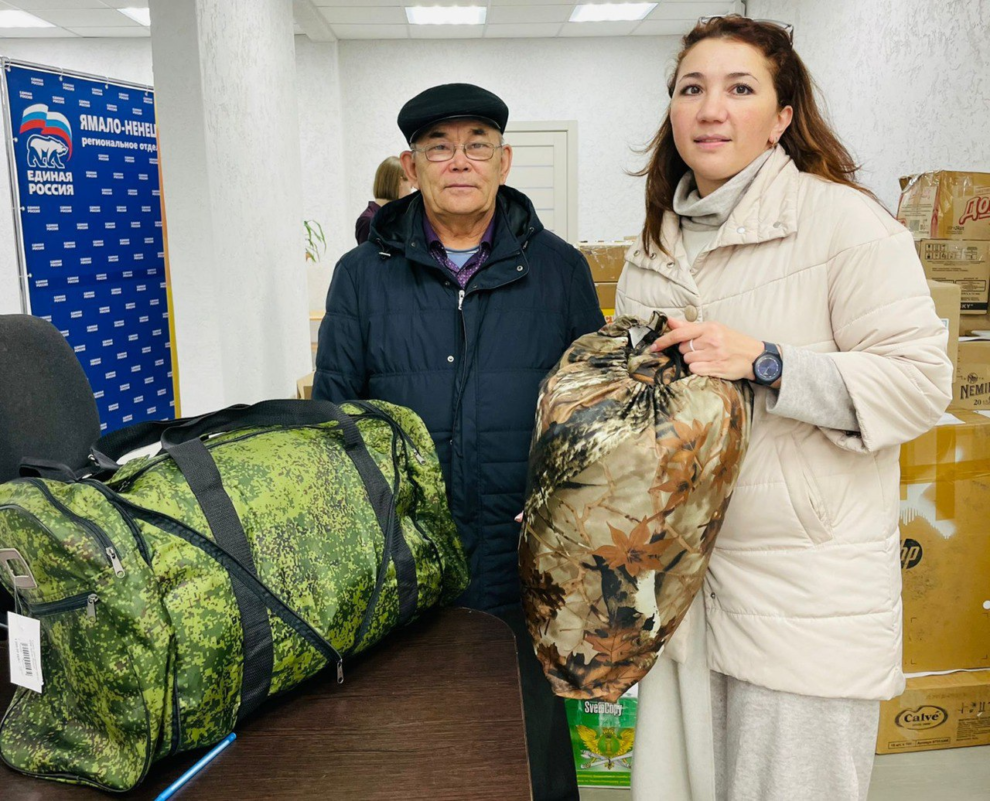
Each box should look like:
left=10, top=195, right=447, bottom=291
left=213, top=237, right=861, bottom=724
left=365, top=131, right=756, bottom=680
left=578, top=744, right=990, bottom=800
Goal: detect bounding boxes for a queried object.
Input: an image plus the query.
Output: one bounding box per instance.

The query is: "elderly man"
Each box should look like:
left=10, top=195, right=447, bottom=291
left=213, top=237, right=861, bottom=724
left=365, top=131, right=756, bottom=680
left=314, top=84, right=602, bottom=800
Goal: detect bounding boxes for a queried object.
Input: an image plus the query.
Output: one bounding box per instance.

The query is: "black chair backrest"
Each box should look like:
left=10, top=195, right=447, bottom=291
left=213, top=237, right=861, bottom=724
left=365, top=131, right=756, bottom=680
left=0, top=314, right=101, bottom=483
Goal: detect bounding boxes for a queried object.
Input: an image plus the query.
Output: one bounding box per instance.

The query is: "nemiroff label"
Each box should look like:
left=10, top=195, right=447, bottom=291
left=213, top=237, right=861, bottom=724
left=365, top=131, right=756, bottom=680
left=565, top=688, right=638, bottom=787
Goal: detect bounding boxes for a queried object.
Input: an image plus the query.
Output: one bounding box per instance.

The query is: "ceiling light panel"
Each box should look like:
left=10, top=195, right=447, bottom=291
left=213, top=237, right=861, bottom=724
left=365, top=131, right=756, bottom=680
left=405, top=6, right=487, bottom=25
left=0, top=10, right=55, bottom=28
left=118, top=8, right=151, bottom=26
left=570, top=3, right=657, bottom=23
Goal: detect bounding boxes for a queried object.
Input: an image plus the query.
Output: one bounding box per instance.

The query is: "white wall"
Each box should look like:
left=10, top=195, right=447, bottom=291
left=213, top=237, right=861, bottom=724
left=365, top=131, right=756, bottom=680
left=2, top=6, right=987, bottom=314
left=748, top=0, right=990, bottom=212
left=0, top=39, right=153, bottom=315
left=150, top=0, right=310, bottom=412
left=336, top=36, right=682, bottom=257
left=294, top=38, right=347, bottom=315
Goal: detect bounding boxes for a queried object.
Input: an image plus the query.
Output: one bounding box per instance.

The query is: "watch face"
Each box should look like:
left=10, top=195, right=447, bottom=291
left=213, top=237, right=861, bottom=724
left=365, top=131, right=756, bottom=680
left=755, top=354, right=782, bottom=383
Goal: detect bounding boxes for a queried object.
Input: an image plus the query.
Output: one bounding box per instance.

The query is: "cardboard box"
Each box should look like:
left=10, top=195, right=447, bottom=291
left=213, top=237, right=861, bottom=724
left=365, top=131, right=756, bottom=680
left=579, top=242, right=629, bottom=283
left=899, top=409, right=990, bottom=671
left=959, top=312, right=990, bottom=337
left=596, top=282, right=617, bottom=324
left=920, top=241, right=990, bottom=313
left=876, top=670, right=990, bottom=754
left=952, top=341, right=990, bottom=410
left=928, top=280, right=960, bottom=380
left=898, top=171, right=990, bottom=241
left=296, top=371, right=314, bottom=400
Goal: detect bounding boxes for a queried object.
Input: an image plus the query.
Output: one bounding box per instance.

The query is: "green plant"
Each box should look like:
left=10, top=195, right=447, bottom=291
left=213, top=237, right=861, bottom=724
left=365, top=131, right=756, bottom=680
left=304, top=219, right=326, bottom=263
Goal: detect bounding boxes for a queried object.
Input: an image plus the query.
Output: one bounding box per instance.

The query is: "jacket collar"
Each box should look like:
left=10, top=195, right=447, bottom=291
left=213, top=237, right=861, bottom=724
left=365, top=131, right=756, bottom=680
left=370, top=185, right=543, bottom=268
left=625, top=146, right=800, bottom=276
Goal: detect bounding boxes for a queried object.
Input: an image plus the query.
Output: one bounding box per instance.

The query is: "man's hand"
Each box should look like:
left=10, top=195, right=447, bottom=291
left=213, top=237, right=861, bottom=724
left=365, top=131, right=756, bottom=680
left=650, top=317, right=764, bottom=382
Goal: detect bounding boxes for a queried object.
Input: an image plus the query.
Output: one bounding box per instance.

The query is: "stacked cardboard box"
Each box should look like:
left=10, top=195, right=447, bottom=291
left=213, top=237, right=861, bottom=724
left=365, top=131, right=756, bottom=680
left=899, top=171, right=990, bottom=336
left=578, top=240, right=631, bottom=323
left=928, top=280, right=961, bottom=381
left=877, top=173, right=990, bottom=756
left=878, top=408, right=990, bottom=754
left=296, top=371, right=314, bottom=400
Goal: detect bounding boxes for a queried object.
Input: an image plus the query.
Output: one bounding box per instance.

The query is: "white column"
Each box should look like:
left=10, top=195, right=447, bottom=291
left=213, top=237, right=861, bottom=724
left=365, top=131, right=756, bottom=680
left=149, top=0, right=309, bottom=415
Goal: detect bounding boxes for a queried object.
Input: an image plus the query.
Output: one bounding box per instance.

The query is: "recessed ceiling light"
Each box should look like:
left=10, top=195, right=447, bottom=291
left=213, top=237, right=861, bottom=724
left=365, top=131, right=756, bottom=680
left=405, top=6, right=487, bottom=26
left=118, top=8, right=151, bottom=27
left=0, top=10, right=55, bottom=28
left=570, top=3, right=657, bottom=23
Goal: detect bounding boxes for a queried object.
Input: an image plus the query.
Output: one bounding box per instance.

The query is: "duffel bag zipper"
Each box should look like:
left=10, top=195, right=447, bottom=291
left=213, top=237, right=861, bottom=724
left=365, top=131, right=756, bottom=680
left=105, top=493, right=346, bottom=684
left=115, top=423, right=341, bottom=487
left=349, top=401, right=426, bottom=465
left=21, top=479, right=124, bottom=577
left=29, top=591, right=99, bottom=619
left=81, top=479, right=152, bottom=567
left=350, top=411, right=405, bottom=652
left=357, top=402, right=439, bottom=563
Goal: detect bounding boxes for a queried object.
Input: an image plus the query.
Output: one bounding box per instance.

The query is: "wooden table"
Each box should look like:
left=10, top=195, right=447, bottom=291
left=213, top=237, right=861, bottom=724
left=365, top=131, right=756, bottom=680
left=1, top=607, right=532, bottom=800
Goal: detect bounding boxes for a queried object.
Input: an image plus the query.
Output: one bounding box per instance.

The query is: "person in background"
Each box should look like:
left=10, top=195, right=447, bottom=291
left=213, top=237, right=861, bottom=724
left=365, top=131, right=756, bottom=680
left=355, top=156, right=414, bottom=245
left=616, top=15, right=952, bottom=801
left=315, top=83, right=603, bottom=801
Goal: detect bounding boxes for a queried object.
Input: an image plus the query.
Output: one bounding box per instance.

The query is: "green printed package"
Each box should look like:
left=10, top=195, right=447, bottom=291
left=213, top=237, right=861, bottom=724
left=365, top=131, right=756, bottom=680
left=565, top=686, right=638, bottom=787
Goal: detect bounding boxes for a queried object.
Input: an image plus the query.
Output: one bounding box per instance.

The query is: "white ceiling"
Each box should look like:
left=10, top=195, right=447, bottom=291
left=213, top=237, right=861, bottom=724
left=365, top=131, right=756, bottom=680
left=0, top=0, right=738, bottom=40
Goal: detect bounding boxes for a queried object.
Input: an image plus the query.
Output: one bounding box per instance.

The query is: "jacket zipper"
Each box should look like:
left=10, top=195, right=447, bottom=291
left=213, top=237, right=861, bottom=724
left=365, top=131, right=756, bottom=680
left=22, top=479, right=124, bottom=577
left=28, top=591, right=99, bottom=619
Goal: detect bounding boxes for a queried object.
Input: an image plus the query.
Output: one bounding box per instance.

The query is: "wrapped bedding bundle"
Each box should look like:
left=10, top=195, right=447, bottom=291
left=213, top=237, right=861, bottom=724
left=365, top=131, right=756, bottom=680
left=521, top=313, right=752, bottom=701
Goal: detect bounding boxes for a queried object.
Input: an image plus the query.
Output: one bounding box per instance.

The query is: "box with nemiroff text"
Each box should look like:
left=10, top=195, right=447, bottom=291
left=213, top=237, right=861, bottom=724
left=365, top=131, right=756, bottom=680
left=952, top=340, right=990, bottom=410
left=898, top=409, right=990, bottom=673
left=876, top=671, right=990, bottom=754
left=565, top=687, right=638, bottom=787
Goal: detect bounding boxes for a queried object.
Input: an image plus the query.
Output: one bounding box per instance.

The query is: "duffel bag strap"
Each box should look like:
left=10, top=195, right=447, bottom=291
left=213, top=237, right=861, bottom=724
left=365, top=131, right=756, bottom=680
left=90, top=399, right=369, bottom=472
left=18, top=457, right=85, bottom=482
left=164, top=437, right=275, bottom=721
left=153, top=400, right=412, bottom=719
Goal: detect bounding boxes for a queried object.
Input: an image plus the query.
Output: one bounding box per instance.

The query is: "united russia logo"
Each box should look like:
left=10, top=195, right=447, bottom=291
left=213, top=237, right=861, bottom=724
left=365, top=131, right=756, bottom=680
left=20, top=103, right=73, bottom=168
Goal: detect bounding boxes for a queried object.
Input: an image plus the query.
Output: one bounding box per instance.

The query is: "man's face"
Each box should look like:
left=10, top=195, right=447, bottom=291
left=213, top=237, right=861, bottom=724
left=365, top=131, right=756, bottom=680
left=400, top=119, right=512, bottom=220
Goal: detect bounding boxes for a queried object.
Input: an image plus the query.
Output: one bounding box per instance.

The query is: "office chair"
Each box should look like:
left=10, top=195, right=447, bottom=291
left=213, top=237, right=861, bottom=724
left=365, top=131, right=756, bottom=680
left=0, top=314, right=101, bottom=632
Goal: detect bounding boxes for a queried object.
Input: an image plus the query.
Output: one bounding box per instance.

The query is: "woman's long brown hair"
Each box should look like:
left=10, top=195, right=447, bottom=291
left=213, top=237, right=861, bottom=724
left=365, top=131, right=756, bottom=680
left=638, top=15, right=877, bottom=255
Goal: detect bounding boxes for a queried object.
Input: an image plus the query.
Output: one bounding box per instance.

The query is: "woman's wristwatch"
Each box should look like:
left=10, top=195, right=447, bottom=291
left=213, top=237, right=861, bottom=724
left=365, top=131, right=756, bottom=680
left=752, top=342, right=783, bottom=386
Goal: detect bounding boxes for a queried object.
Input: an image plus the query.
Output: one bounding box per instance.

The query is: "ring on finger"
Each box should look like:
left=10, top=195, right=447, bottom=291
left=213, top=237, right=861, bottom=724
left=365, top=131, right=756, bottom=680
left=688, top=339, right=696, bottom=352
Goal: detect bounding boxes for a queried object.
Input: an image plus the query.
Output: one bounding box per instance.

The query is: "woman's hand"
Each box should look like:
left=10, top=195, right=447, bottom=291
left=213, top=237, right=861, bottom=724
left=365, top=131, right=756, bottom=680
left=650, top=317, right=765, bottom=381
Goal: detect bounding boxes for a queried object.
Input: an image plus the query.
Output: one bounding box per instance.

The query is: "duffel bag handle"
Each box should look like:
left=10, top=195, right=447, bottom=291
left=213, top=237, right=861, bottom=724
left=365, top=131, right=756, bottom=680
left=90, top=399, right=366, bottom=472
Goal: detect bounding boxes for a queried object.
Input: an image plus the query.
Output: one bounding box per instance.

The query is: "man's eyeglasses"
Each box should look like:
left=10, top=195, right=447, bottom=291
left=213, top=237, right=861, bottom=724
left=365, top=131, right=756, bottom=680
left=412, top=142, right=503, bottom=162
left=697, top=15, right=795, bottom=44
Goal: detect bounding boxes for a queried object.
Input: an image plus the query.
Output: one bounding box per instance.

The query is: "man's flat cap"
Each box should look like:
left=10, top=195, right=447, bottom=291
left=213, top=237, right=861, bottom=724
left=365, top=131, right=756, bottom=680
left=398, top=83, right=509, bottom=144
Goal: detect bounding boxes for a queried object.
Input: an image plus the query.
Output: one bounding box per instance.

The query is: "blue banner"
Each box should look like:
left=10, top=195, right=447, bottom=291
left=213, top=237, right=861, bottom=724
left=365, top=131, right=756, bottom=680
left=3, top=61, right=176, bottom=433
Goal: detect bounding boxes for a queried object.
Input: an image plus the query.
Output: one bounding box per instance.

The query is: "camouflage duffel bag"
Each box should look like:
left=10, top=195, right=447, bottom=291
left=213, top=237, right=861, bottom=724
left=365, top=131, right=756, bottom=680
left=0, top=398, right=467, bottom=790
left=521, top=313, right=752, bottom=701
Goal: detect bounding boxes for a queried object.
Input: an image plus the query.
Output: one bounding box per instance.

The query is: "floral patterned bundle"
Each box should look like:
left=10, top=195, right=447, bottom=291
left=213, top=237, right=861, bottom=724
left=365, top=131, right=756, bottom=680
left=521, top=313, right=752, bottom=701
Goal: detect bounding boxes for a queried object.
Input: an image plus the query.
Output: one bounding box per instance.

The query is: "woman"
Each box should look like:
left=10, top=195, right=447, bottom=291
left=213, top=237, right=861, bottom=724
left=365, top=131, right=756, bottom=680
left=617, top=16, right=952, bottom=801
left=355, top=156, right=414, bottom=245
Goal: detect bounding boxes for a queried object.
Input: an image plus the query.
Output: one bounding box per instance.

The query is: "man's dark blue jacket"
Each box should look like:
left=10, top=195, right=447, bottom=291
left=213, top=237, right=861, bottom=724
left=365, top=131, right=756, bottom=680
left=313, top=185, right=604, bottom=615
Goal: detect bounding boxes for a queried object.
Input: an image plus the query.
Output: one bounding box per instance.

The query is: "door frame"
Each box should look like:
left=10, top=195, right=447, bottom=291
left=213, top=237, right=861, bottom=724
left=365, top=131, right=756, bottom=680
left=503, top=120, right=578, bottom=244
